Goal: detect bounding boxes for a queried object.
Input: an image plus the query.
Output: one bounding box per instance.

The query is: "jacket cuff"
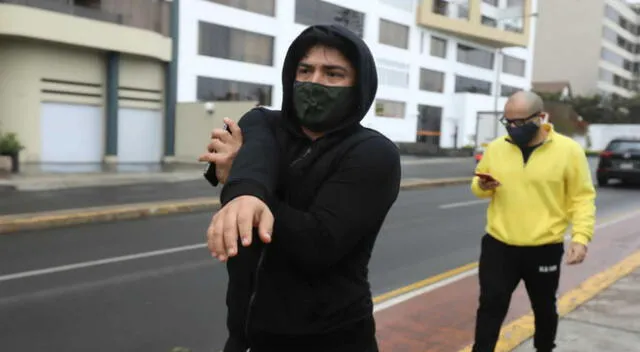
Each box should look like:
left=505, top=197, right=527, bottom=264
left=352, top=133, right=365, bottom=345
left=571, top=233, right=591, bottom=246
left=220, top=180, right=271, bottom=207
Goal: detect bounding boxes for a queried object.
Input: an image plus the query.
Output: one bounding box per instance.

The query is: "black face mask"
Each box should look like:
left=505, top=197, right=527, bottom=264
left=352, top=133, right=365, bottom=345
left=292, top=81, right=355, bottom=132
left=506, top=122, right=540, bottom=147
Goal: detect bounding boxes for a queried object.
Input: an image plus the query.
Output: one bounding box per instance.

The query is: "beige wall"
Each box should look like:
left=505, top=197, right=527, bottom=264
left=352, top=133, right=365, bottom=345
left=174, top=102, right=258, bottom=163
left=532, top=0, right=604, bottom=96
left=0, top=3, right=171, bottom=62
left=0, top=37, right=167, bottom=162
left=417, top=0, right=533, bottom=48
left=119, top=55, right=165, bottom=110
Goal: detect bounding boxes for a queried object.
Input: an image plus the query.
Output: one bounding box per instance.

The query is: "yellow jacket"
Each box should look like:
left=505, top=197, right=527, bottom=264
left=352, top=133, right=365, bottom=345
left=471, top=124, right=596, bottom=246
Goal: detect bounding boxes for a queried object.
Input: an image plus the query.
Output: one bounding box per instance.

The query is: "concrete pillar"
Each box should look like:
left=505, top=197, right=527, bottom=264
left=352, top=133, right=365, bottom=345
left=105, top=51, right=120, bottom=159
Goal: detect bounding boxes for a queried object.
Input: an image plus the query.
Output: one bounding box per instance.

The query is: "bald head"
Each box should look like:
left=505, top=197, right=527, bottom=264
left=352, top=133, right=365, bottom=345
left=504, top=91, right=544, bottom=118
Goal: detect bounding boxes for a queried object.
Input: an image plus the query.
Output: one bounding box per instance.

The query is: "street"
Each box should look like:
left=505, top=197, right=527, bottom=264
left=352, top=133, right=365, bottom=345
left=1, top=182, right=639, bottom=352
left=0, top=157, right=475, bottom=216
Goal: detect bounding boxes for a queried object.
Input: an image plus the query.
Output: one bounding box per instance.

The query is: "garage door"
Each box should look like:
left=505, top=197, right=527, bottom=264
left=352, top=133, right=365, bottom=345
left=40, top=103, right=103, bottom=163
left=117, top=108, right=163, bottom=163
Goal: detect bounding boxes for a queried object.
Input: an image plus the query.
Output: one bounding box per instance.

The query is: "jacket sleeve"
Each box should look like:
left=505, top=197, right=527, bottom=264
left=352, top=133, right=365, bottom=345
left=566, top=144, right=596, bottom=246
left=220, top=108, right=281, bottom=206
left=270, top=138, right=401, bottom=274
left=471, top=144, right=495, bottom=198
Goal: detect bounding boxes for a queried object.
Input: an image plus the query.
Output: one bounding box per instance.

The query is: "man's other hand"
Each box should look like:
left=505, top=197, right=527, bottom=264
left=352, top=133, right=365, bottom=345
left=566, top=242, right=588, bottom=265
left=206, top=195, right=274, bottom=262
left=198, top=118, right=243, bottom=184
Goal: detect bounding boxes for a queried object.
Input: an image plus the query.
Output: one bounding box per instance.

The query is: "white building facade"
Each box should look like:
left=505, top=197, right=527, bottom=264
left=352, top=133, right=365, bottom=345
left=177, top=0, right=537, bottom=148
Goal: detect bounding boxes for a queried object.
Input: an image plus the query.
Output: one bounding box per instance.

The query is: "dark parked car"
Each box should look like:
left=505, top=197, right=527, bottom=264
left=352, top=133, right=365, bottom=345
left=596, top=138, right=640, bottom=187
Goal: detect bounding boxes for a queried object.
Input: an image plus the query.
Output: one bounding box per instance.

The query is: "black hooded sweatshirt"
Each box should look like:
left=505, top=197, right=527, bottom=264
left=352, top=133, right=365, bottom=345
left=218, top=25, right=401, bottom=352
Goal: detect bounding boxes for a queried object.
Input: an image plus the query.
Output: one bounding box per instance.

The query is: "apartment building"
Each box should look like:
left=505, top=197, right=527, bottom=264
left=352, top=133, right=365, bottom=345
left=533, top=0, right=640, bottom=99
left=0, top=0, right=174, bottom=166
left=177, top=0, right=537, bottom=148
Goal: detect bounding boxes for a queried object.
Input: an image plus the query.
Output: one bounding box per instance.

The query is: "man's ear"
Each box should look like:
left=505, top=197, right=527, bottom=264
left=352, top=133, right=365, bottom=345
left=540, top=112, right=550, bottom=124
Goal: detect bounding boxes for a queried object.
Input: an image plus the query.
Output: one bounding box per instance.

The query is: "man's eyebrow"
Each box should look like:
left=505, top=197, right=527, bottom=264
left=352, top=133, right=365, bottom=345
left=298, top=62, right=348, bottom=71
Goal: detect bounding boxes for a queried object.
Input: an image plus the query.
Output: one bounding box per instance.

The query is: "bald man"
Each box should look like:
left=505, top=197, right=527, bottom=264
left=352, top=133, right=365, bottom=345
left=470, top=91, right=596, bottom=352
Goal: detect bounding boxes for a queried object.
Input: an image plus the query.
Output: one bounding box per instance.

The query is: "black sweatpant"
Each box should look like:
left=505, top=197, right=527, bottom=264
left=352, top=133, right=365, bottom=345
left=472, top=234, right=564, bottom=352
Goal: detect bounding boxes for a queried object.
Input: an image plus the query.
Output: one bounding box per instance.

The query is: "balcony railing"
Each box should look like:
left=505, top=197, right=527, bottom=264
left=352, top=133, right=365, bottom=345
left=0, top=0, right=169, bottom=36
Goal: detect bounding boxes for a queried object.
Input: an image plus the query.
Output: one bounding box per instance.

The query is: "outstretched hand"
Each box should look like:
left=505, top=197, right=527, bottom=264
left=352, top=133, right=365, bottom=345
left=206, top=195, right=274, bottom=262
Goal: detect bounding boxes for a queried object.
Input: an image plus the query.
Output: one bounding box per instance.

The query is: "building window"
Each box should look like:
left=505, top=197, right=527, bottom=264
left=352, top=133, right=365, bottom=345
left=455, top=75, right=492, bottom=95
left=377, top=58, right=410, bottom=88
left=599, top=68, right=614, bottom=84
left=206, top=0, right=276, bottom=16
left=601, top=47, right=633, bottom=72
left=379, top=19, right=410, bottom=49
left=616, top=34, right=635, bottom=54
left=197, top=76, right=273, bottom=106
left=375, top=99, right=406, bottom=118
left=430, top=36, right=447, bottom=58
left=602, top=26, right=617, bottom=42
left=482, top=0, right=498, bottom=5
left=502, top=55, right=526, bottom=76
left=457, top=44, right=494, bottom=70
left=417, top=105, right=443, bottom=145
left=199, top=22, right=274, bottom=66
left=419, top=68, right=445, bottom=93
left=294, top=0, right=365, bottom=38
left=481, top=16, right=497, bottom=27
left=500, top=84, right=522, bottom=97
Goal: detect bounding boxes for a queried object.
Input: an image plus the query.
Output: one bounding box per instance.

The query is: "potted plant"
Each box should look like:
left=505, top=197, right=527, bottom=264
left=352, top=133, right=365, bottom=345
left=0, top=132, right=25, bottom=173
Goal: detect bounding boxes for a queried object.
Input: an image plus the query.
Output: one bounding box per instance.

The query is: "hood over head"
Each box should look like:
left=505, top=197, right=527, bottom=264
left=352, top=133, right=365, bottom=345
left=280, top=24, right=378, bottom=136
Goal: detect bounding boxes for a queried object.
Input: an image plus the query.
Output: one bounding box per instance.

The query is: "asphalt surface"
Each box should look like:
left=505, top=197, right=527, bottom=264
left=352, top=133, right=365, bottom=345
left=0, top=158, right=476, bottom=216
left=1, top=183, right=639, bottom=352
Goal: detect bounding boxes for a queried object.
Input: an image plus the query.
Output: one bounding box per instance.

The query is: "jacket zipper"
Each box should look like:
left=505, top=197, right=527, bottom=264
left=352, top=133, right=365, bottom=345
left=244, top=245, right=267, bottom=350
left=290, top=146, right=312, bottom=168
left=244, top=145, right=311, bottom=349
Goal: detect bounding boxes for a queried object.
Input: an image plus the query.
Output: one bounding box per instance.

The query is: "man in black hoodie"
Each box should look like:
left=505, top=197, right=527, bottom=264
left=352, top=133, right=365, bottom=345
left=203, top=24, right=401, bottom=352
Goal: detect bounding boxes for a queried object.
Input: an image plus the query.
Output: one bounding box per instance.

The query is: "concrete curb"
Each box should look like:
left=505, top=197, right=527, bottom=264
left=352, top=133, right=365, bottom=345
left=0, top=177, right=472, bottom=234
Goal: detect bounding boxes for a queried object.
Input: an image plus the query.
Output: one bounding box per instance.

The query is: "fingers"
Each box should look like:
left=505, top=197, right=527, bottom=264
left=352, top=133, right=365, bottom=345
left=224, top=118, right=243, bottom=140
left=208, top=139, right=225, bottom=153
left=210, top=212, right=227, bottom=261
left=257, top=208, right=274, bottom=244
left=211, top=128, right=232, bottom=143
left=566, top=248, right=583, bottom=265
left=237, top=207, right=253, bottom=247
left=197, top=152, right=220, bottom=163
left=223, top=208, right=239, bottom=258
left=206, top=213, right=218, bottom=256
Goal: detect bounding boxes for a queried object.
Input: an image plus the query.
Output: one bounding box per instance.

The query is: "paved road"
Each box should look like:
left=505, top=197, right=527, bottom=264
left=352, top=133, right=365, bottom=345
left=1, top=183, right=639, bottom=352
left=0, top=158, right=475, bottom=216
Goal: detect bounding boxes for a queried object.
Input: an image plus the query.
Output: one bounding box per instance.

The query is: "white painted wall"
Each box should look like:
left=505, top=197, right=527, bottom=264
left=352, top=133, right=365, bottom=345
left=587, top=124, right=640, bottom=151
left=178, top=0, right=537, bottom=145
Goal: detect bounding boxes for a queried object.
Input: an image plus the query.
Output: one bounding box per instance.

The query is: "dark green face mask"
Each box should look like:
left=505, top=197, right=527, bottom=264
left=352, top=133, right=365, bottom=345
left=292, top=81, right=354, bottom=132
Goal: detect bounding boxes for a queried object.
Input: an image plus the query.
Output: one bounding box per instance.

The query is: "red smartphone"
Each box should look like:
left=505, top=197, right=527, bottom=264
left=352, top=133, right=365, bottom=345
left=475, top=172, right=499, bottom=183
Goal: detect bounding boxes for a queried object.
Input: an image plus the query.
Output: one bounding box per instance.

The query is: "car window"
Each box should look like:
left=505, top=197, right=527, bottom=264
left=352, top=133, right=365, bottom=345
left=607, top=141, right=640, bottom=152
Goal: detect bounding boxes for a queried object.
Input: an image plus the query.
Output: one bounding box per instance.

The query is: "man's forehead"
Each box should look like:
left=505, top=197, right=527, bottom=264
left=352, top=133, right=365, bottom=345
left=504, top=91, right=543, bottom=117
left=300, top=45, right=350, bottom=66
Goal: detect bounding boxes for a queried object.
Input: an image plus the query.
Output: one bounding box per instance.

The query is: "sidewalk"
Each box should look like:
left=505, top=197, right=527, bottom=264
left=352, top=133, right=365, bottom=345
left=513, top=266, right=640, bottom=352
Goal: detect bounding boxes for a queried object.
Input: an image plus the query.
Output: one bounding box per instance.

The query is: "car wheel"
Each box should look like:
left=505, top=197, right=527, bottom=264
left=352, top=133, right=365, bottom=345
left=597, top=177, right=609, bottom=187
